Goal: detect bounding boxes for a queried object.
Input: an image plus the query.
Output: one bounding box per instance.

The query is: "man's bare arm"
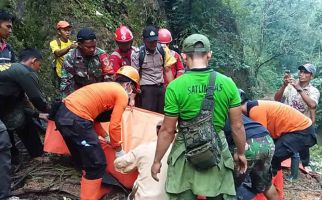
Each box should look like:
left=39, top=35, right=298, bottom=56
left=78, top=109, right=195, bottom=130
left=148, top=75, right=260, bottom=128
left=151, top=116, right=177, bottom=181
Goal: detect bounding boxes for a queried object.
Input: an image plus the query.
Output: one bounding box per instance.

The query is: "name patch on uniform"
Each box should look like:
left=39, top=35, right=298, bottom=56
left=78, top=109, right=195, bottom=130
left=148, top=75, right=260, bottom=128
left=187, top=83, right=223, bottom=95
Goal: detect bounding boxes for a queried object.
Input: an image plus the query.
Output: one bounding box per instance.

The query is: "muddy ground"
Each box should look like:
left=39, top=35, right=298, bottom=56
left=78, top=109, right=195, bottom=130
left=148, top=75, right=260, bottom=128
left=11, top=153, right=322, bottom=200
left=10, top=138, right=322, bottom=200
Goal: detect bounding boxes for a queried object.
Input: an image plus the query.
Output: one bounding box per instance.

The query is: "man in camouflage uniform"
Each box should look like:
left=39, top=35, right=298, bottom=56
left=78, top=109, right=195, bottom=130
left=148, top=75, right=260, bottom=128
left=60, top=28, right=114, bottom=98
left=224, top=101, right=279, bottom=200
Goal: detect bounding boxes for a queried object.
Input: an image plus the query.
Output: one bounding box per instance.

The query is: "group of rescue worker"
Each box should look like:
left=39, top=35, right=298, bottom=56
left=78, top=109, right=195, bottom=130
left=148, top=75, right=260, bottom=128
left=0, top=9, right=320, bottom=200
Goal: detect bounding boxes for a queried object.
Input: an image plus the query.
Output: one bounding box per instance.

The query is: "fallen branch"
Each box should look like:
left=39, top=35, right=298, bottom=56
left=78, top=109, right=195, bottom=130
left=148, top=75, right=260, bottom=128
left=284, top=187, right=322, bottom=193
left=12, top=186, right=78, bottom=198
left=11, top=163, right=41, bottom=190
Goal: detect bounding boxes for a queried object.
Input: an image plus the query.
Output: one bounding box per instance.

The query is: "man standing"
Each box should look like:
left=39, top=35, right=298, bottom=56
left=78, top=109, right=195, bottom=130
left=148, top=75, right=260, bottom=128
left=109, top=25, right=137, bottom=72
left=151, top=34, right=247, bottom=199
left=274, top=63, right=320, bottom=170
left=158, top=28, right=185, bottom=86
left=55, top=66, right=139, bottom=200
left=224, top=90, right=279, bottom=200
left=50, top=21, right=77, bottom=83
left=0, top=48, right=49, bottom=163
left=241, top=100, right=316, bottom=176
left=60, top=27, right=114, bottom=98
left=0, top=10, right=15, bottom=63
left=132, top=25, right=166, bottom=113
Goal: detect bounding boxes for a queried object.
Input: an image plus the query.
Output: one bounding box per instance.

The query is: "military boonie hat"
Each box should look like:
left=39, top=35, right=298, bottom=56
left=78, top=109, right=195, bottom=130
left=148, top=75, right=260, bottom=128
left=182, top=34, right=211, bottom=53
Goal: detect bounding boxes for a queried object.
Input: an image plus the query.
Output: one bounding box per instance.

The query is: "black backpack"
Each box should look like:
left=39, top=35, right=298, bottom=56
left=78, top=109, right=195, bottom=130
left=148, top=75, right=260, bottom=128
left=138, top=43, right=165, bottom=75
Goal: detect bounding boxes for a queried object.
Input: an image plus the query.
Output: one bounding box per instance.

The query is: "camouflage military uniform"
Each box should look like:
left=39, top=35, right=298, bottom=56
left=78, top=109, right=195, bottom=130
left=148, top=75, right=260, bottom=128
left=60, top=47, right=114, bottom=98
left=224, top=115, right=275, bottom=194
left=243, top=135, right=275, bottom=192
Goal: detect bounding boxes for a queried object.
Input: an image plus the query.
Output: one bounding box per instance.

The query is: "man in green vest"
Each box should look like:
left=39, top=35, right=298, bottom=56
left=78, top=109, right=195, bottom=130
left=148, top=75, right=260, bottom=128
left=151, top=34, right=247, bottom=199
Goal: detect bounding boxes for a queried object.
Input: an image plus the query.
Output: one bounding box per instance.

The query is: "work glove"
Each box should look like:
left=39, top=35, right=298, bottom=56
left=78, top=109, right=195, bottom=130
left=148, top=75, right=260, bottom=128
left=115, top=150, right=126, bottom=158
left=104, top=134, right=111, bottom=143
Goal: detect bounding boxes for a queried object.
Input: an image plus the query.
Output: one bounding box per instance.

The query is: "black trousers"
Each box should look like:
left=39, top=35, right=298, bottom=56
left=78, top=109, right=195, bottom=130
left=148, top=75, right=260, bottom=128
left=55, top=104, right=106, bottom=180
left=0, top=102, right=43, bottom=160
left=271, top=125, right=316, bottom=175
left=9, top=115, right=43, bottom=158
left=0, top=120, right=12, bottom=200
left=299, top=147, right=310, bottom=167
left=139, top=84, right=165, bottom=114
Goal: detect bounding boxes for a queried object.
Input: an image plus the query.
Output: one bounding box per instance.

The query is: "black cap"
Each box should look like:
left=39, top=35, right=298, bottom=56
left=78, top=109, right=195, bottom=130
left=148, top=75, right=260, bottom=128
left=142, top=25, right=158, bottom=42
left=77, top=28, right=96, bottom=41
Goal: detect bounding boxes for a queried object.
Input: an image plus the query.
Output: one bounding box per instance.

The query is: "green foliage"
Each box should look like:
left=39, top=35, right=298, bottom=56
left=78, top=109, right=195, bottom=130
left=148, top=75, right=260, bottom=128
left=311, top=76, right=322, bottom=133
left=228, top=0, right=322, bottom=163
left=4, top=0, right=166, bottom=100
left=162, top=0, right=244, bottom=70
left=310, top=145, right=322, bottom=171
left=254, top=66, right=280, bottom=98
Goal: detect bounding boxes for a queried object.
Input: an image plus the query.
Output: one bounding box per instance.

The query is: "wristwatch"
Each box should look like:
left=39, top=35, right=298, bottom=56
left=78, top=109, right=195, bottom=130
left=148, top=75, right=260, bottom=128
left=297, top=88, right=303, bottom=93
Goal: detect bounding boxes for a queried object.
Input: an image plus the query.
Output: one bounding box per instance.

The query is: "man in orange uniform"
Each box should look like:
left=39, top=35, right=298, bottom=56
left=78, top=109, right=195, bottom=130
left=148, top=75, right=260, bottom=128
left=54, top=66, right=139, bottom=200
left=158, top=28, right=185, bottom=86
left=241, top=100, right=316, bottom=176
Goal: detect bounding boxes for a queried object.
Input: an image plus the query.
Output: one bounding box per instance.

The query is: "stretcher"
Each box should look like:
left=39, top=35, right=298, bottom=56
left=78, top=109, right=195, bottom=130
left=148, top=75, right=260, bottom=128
left=253, top=170, right=284, bottom=200
left=44, top=107, right=284, bottom=199
left=44, top=107, right=164, bottom=194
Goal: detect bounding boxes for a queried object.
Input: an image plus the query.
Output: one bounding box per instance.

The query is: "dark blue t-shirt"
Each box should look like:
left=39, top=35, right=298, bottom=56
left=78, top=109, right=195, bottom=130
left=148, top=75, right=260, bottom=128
left=224, top=115, right=268, bottom=146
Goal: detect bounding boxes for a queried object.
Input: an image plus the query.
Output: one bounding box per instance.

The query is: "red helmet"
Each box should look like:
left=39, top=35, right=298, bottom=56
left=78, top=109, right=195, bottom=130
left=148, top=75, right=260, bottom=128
left=115, top=25, right=133, bottom=42
left=158, top=28, right=172, bottom=44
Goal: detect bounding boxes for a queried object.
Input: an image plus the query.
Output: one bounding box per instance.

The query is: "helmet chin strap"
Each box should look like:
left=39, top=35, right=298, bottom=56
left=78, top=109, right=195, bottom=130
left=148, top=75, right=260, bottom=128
left=124, top=82, right=133, bottom=96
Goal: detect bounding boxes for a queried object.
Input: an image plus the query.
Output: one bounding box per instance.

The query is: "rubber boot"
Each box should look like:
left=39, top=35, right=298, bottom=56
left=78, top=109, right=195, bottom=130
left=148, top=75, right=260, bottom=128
left=98, top=185, right=111, bottom=199
left=290, top=152, right=300, bottom=180
left=80, top=177, right=102, bottom=200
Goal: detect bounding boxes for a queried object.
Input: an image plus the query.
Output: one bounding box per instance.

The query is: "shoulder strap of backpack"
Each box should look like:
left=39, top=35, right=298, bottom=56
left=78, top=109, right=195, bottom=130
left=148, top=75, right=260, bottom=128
left=156, top=43, right=165, bottom=67
left=202, top=70, right=222, bottom=149
left=56, top=38, right=62, bottom=49
left=138, top=45, right=146, bottom=77
left=138, top=45, right=146, bottom=68
left=138, top=44, right=165, bottom=76
left=202, top=71, right=216, bottom=111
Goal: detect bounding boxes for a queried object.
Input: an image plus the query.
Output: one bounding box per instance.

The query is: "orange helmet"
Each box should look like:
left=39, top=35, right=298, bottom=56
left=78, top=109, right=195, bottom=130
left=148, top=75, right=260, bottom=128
left=115, top=25, right=133, bottom=42
left=158, top=28, right=172, bottom=44
left=116, top=65, right=140, bottom=91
